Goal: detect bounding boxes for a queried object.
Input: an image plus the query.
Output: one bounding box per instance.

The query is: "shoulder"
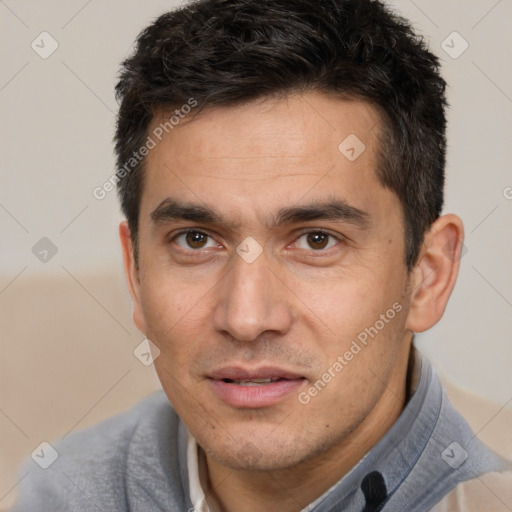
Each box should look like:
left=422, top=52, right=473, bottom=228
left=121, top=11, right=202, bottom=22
left=49, top=390, right=174, bottom=473
left=11, top=391, right=177, bottom=512
left=53, top=390, right=175, bottom=463
left=429, top=469, right=512, bottom=512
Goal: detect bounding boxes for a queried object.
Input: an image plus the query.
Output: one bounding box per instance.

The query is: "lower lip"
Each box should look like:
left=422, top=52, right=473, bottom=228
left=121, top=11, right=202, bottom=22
left=208, top=378, right=306, bottom=408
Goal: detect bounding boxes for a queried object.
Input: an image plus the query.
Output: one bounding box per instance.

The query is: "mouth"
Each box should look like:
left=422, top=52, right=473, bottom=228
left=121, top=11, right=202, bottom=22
left=221, top=377, right=290, bottom=386
left=207, top=367, right=307, bottom=408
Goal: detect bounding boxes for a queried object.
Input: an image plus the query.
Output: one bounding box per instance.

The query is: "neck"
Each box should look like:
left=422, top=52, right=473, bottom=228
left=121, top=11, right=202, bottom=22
left=204, top=344, right=413, bottom=512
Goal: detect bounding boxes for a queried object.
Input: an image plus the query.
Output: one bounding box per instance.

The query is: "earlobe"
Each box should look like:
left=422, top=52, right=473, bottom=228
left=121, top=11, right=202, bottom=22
left=406, top=214, right=464, bottom=333
left=119, top=221, right=147, bottom=335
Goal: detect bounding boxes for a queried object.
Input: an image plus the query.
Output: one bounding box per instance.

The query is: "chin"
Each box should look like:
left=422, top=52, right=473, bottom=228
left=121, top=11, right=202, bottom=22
left=200, top=430, right=332, bottom=472
left=207, top=446, right=304, bottom=472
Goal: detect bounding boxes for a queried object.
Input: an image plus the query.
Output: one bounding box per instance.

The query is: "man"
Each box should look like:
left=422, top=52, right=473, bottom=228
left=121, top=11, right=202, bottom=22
left=12, top=0, right=512, bottom=510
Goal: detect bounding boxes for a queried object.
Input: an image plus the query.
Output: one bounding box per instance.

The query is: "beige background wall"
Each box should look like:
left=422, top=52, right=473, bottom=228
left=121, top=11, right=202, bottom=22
left=1, top=0, right=511, bottom=509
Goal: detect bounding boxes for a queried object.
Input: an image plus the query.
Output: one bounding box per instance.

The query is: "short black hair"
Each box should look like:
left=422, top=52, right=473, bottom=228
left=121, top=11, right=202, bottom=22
left=114, top=0, right=447, bottom=270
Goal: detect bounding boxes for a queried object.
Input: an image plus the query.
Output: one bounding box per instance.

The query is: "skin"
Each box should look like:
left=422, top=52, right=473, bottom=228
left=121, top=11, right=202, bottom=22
left=120, top=92, right=464, bottom=512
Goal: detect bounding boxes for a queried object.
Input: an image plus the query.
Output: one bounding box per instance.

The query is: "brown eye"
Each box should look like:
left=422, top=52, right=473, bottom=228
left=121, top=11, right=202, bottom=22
left=185, top=231, right=208, bottom=248
left=306, top=232, right=329, bottom=250
left=295, top=231, right=338, bottom=251
left=174, top=230, right=216, bottom=250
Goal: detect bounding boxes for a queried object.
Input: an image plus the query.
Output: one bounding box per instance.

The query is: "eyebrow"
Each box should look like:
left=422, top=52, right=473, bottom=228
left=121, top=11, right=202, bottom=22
left=273, top=198, right=370, bottom=229
left=150, top=197, right=370, bottom=230
left=151, top=199, right=221, bottom=224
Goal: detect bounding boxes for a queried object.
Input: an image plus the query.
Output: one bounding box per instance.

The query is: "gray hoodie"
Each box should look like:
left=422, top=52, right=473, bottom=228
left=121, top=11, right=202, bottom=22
left=11, top=353, right=512, bottom=511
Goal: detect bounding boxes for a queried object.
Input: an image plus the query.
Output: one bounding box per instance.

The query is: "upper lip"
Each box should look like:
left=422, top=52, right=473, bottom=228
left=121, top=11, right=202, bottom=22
left=208, top=366, right=305, bottom=381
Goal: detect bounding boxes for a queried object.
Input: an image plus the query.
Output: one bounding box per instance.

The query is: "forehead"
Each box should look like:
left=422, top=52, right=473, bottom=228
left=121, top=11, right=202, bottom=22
left=141, top=92, right=396, bottom=225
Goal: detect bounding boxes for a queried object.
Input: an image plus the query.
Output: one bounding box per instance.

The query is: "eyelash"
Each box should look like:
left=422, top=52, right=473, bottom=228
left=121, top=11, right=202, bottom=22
left=292, top=230, right=342, bottom=252
left=169, top=229, right=344, bottom=253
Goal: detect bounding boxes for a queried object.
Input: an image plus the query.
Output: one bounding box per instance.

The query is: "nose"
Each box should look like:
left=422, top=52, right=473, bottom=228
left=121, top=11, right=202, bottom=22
left=213, top=248, right=293, bottom=342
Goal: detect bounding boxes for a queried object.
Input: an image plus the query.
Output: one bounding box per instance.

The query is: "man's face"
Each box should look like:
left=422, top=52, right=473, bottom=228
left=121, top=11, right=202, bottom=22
left=128, top=92, right=413, bottom=471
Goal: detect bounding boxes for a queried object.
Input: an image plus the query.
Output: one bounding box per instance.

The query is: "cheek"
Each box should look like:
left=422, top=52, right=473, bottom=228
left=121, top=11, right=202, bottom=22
left=143, top=281, right=208, bottom=404
left=139, top=274, right=208, bottom=350
left=295, top=275, right=387, bottom=339
left=299, top=269, right=408, bottom=383
left=300, top=308, right=407, bottom=431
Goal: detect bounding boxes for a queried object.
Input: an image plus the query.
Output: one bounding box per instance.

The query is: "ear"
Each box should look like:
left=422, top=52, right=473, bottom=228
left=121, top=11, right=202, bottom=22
left=119, top=221, right=147, bottom=335
left=406, top=214, right=464, bottom=333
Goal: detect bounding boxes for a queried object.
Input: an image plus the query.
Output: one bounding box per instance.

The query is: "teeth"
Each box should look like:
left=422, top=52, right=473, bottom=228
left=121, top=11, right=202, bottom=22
left=232, top=378, right=275, bottom=385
